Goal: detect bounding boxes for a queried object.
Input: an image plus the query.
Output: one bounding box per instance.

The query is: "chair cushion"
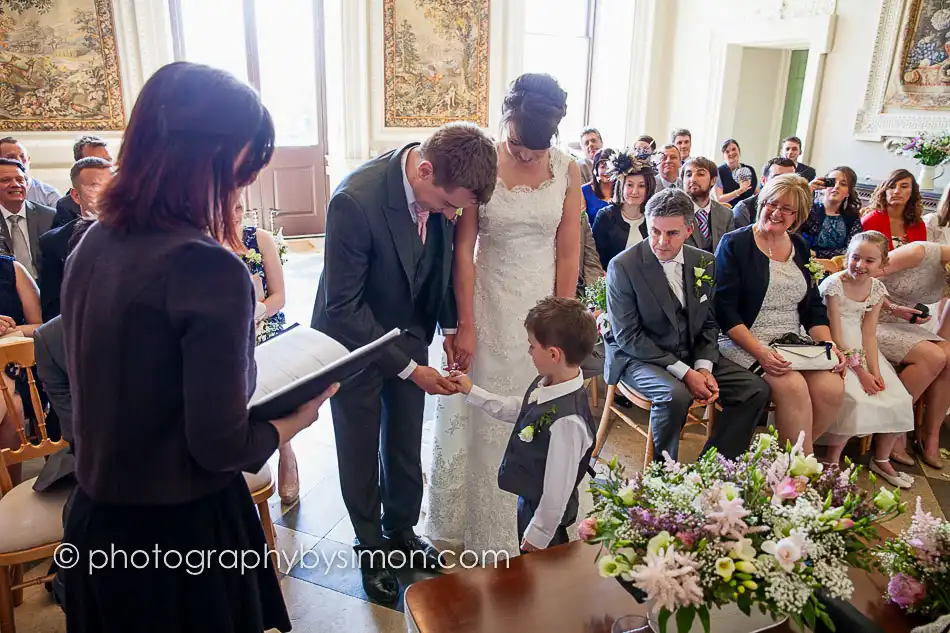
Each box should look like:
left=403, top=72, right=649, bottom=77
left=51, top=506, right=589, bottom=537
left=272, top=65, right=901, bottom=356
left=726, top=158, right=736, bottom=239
left=0, top=477, right=69, bottom=554
left=243, top=464, right=273, bottom=493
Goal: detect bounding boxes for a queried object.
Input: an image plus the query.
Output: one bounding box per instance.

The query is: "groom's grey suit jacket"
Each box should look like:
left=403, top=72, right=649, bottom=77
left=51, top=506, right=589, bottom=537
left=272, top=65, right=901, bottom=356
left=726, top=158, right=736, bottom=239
left=311, top=143, right=457, bottom=377
left=604, top=240, right=719, bottom=385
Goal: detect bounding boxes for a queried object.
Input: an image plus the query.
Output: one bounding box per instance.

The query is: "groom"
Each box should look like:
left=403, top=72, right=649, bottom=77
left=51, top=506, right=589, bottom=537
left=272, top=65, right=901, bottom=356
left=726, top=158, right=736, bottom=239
left=604, top=188, right=769, bottom=461
left=312, top=122, right=497, bottom=603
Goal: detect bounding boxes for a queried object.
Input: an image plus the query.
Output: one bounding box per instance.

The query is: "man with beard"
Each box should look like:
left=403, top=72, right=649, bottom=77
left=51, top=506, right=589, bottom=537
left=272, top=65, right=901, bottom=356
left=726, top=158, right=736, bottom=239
left=682, top=156, right=733, bottom=254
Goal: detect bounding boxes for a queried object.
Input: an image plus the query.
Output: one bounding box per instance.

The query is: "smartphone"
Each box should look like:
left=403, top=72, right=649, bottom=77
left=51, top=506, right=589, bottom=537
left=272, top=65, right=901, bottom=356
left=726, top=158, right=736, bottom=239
left=910, top=303, right=930, bottom=324
left=821, top=177, right=836, bottom=187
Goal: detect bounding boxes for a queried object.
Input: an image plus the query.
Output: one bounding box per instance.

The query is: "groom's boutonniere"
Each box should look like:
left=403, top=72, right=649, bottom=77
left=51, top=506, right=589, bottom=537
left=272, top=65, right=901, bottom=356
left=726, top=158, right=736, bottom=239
left=804, top=258, right=825, bottom=285
left=693, top=256, right=714, bottom=298
left=519, top=405, right=557, bottom=443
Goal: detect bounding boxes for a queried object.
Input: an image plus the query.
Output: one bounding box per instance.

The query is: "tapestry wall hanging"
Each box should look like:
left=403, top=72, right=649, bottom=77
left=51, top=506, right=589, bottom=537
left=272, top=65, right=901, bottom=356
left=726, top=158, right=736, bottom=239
left=383, top=0, right=490, bottom=128
left=0, top=0, right=125, bottom=131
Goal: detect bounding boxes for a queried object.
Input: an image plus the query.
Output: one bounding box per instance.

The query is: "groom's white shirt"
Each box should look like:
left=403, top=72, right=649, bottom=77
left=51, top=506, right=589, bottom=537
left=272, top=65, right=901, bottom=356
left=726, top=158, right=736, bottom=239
left=396, top=148, right=456, bottom=381
left=656, top=248, right=714, bottom=381
left=465, top=370, right=592, bottom=549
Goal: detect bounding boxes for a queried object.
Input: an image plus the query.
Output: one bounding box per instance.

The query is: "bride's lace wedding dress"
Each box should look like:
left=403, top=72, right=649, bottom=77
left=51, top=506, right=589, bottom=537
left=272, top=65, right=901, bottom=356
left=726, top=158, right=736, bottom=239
left=424, top=147, right=591, bottom=556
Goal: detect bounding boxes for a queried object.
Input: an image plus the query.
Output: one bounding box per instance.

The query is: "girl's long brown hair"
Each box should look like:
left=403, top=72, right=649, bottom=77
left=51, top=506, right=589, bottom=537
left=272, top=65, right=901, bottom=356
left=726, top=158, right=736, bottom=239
left=868, top=169, right=922, bottom=230
left=99, top=62, right=275, bottom=249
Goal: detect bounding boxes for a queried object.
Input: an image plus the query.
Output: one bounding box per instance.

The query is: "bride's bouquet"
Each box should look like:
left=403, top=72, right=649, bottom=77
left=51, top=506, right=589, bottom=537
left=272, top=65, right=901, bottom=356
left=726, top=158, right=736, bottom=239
left=580, top=429, right=905, bottom=633
left=875, top=497, right=950, bottom=616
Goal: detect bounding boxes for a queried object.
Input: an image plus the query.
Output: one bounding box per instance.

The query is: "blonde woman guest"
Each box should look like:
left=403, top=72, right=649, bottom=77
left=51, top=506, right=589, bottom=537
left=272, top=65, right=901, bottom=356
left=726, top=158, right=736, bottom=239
left=228, top=202, right=299, bottom=505
left=714, top=174, right=846, bottom=454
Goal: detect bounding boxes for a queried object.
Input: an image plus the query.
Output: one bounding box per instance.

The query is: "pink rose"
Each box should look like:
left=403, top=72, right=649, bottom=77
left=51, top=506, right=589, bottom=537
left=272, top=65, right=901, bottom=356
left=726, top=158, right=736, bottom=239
left=578, top=517, right=599, bottom=542
left=675, top=531, right=696, bottom=549
left=888, top=573, right=926, bottom=609
left=774, top=477, right=801, bottom=501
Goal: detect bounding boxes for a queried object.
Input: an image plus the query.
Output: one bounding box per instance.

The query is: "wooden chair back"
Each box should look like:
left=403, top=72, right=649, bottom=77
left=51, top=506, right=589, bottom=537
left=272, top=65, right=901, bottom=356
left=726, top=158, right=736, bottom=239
left=816, top=258, right=841, bottom=274
left=0, top=338, right=68, bottom=495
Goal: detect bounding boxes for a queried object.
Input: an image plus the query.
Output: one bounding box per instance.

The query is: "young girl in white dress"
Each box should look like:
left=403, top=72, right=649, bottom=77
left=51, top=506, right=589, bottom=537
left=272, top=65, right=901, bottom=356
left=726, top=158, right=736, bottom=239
left=818, top=230, right=915, bottom=488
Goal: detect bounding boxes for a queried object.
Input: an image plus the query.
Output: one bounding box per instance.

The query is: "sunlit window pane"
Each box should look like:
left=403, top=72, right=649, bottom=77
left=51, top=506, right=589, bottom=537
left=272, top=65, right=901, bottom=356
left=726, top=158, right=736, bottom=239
left=523, top=34, right=589, bottom=141
left=255, top=0, right=319, bottom=146
left=178, top=0, right=248, bottom=83
left=525, top=0, right=589, bottom=37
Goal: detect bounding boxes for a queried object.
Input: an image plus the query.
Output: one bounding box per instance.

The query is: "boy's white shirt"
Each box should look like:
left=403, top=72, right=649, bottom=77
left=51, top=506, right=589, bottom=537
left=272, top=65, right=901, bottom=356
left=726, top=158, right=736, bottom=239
left=465, top=370, right=592, bottom=549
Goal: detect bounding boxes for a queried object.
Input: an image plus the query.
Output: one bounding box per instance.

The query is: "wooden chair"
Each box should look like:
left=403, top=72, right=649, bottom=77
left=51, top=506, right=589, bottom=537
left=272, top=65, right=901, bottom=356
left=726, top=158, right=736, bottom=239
left=593, top=381, right=716, bottom=469
left=815, top=258, right=842, bottom=274
left=0, top=338, right=70, bottom=633
left=244, top=465, right=280, bottom=577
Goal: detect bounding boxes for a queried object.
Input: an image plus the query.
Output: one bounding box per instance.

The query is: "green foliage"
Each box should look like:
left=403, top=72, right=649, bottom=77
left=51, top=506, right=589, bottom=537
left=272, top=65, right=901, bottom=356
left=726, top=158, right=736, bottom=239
left=0, top=0, right=53, bottom=15
left=583, top=275, right=607, bottom=313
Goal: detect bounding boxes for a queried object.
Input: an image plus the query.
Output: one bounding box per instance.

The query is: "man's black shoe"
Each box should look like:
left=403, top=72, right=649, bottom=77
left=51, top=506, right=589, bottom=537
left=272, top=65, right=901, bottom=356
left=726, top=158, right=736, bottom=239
left=359, top=564, right=399, bottom=604
left=385, top=534, right=443, bottom=571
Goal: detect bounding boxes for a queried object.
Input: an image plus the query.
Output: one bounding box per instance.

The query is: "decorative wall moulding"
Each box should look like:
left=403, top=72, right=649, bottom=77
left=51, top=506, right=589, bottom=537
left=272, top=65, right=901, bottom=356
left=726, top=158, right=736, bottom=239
left=854, top=0, right=950, bottom=141
left=383, top=0, right=490, bottom=128
left=0, top=0, right=126, bottom=132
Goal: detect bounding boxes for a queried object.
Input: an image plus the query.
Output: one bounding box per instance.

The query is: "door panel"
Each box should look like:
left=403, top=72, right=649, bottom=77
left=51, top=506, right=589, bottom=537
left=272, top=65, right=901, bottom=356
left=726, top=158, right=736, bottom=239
left=255, top=146, right=328, bottom=235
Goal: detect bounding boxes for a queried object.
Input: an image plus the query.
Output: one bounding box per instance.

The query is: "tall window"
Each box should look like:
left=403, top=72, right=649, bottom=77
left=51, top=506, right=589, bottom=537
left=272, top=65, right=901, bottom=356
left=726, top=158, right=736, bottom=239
left=172, top=0, right=320, bottom=147
left=522, top=0, right=594, bottom=142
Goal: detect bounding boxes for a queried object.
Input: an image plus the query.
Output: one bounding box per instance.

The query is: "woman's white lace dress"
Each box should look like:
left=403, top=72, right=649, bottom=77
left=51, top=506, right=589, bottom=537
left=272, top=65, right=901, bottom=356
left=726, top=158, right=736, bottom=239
left=423, top=147, right=588, bottom=556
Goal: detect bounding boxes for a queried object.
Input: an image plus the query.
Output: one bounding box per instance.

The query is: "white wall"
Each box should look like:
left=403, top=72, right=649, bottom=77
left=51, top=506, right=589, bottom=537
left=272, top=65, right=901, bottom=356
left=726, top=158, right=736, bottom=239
left=661, top=0, right=947, bottom=190
left=732, top=47, right=785, bottom=176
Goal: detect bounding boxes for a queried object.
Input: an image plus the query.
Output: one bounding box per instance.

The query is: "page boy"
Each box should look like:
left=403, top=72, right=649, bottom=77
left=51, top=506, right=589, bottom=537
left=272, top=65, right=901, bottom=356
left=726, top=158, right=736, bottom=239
left=449, top=297, right=598, bottom=553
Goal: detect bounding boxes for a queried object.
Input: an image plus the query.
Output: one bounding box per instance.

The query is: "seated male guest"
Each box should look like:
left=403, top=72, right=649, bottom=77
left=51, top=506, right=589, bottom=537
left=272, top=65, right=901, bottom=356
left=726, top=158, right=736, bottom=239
left=781, top=136, right=816, bottom=183
left=604, top=188, right=769, bottom=461
left=732, top=157, right=795, bottom=228
left=654, top=145, right=682, bottom=190
left=0, top=137, right=60, bottom=207
left=577, top=127, right=603, bottom=183
left=0, top=158, right=55, bottom=279
left=40, top=157, right=113, bottom=321
left=52, top=136, right=112, bottom=229
left=682, top=156, right=734, bottom=253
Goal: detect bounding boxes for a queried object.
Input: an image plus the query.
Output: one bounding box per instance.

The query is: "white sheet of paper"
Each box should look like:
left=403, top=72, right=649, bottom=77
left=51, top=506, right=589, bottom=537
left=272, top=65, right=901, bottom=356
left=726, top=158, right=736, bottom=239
left=249, top=327, right=349, bottom=408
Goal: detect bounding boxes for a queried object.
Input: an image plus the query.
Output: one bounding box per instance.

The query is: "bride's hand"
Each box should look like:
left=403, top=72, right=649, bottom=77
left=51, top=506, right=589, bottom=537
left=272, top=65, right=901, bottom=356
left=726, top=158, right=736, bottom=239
left=454, top=325, right=476, bottom=372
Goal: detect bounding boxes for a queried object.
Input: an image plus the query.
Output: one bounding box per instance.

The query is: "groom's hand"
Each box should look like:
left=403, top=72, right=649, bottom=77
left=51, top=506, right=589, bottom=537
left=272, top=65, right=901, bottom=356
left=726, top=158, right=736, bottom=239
left=410, top=366, right=458, bottom=396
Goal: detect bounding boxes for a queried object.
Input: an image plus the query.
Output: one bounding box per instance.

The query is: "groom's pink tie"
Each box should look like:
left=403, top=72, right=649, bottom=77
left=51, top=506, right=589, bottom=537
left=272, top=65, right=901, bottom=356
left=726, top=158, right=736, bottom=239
left=412, top=202, right=430, bottom=245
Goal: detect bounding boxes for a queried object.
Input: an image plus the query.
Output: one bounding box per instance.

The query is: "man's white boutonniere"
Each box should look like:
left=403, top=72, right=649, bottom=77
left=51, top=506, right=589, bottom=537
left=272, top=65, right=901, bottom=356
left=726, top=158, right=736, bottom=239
left=693, top=256, right=715, bottom=298
left=804, top=258, right=825, bottom=285
left=519, top=405, right=557, bottom=443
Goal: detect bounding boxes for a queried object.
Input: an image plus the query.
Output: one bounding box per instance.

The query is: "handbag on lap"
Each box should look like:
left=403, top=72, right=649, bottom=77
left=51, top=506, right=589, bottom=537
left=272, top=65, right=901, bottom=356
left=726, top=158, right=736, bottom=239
left=750, top=333, right=836, bottom=375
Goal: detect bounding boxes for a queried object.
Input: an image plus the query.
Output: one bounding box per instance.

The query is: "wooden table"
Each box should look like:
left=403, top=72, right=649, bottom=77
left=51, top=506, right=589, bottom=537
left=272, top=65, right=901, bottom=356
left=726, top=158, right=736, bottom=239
left=405, top=541, right=917, bottom=633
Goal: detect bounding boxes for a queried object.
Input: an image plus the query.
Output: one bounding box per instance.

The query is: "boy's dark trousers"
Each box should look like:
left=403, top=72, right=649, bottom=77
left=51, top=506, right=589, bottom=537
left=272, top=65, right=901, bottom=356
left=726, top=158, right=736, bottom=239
left=516, top=496, right=570, bottom=554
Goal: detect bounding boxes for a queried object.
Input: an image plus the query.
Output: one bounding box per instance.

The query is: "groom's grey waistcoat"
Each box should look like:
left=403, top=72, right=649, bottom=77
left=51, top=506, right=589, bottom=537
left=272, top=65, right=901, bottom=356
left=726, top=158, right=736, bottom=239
left=498, top=376, right=596, bottom=527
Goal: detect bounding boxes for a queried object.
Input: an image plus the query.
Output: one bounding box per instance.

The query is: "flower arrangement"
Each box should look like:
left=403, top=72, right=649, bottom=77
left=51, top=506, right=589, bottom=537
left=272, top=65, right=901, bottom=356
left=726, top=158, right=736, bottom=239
left=693, top=257, right=714, bottom=298
left=584, top=275, right=608, bottom=314
left=886, top=133, right=950, bottom=167
left=875, top=497, right=950, bottom=616
left=581, top=429, right=905, bottom=633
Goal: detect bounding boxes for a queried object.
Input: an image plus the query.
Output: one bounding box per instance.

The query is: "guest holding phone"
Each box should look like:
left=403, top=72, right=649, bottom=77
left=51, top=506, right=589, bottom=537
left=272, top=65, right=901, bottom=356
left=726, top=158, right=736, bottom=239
left=800, top=166, right=862, bottom=258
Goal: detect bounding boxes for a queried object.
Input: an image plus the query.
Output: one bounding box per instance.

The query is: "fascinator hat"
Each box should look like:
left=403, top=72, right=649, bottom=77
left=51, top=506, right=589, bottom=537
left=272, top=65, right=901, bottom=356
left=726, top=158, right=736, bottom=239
left=605, top=149, right=656, bottom=181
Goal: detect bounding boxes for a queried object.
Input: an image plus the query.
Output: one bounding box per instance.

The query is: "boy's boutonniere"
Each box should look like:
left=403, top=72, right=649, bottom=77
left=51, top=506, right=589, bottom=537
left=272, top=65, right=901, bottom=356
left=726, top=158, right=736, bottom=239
left=693, top=256, right=714, bottom=298
left=519, top=404, right=557, bottom=443
left=804, top=258, right=825, bottom=284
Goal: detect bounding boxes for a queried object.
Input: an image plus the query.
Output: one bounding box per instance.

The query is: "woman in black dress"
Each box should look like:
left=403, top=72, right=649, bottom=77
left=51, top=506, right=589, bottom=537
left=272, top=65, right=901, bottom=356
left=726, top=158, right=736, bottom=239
left=0, top=254, right=41, bottom=485
left=59, top=62, right=336, bottom=633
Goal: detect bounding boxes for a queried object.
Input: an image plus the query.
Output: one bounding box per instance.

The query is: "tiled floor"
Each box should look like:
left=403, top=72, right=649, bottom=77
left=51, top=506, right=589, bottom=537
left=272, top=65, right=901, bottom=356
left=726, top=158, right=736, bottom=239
left=11, top=239, right=950, bottom=632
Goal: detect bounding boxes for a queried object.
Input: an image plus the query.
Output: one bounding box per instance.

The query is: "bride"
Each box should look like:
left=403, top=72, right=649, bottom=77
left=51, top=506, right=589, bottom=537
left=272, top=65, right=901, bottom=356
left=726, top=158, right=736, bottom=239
left=424, top=73, right=584, bottom=555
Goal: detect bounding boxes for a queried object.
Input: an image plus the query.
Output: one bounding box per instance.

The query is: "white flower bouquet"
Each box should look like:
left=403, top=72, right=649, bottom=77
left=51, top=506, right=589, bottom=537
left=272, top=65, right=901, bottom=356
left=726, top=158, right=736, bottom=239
left=580, top=429, right=905, bottom=633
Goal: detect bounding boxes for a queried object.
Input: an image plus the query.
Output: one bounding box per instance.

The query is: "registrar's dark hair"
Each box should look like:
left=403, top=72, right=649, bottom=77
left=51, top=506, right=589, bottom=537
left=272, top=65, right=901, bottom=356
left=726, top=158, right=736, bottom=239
left=419, top=122, right=498, bottom=205
left=524, top=297, right=597, bottom=366
left=501, top=73, right=568, bottom=151
left=98, top=62, right=275, bottom=248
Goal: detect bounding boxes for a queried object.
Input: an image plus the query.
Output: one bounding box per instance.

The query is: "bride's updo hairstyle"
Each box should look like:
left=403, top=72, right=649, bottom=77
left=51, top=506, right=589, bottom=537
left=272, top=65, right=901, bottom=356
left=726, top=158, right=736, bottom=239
left=501, top=73, right=568, bottom=151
